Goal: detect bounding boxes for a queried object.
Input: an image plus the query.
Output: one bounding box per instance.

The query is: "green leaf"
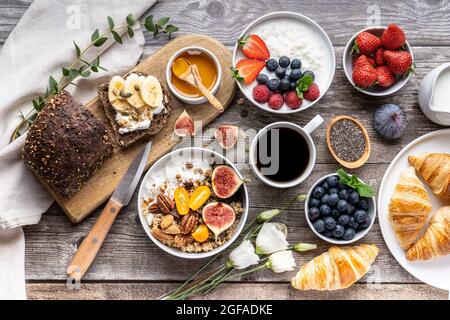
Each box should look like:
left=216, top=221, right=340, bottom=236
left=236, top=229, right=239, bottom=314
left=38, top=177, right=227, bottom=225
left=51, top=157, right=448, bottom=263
left=73, top=41, right=81, bottom=57
left=67, top=68, right=79, bottom=81
left=32, top=99, right=40, bottom=110
left=230, top=67, right=244, bottom=82
left=93, top=36, right=108, bottom=47
left=27, top=112, right=38, bottom=124
left=126, top=13, right=136, bottom=26
left=48, top=76, right=58, bottom=93
left=111, top=30, right=122, bottom=44
left=91, top=66, right=99, bottom=72
left=91, top=28, right=100, bottom=42
left=337, top=168, right=375, bottom=197
left=165, top=24, right=179, bottom=33
left=127, top=26, right=134, bottom=38
left=144, top=15, right=155, bottom=32
left=107, top=16, right=114, bottom=30
left=80, top=70, right=91, bottom=78
left=157, top=17, right=169, bottom=27
left=62, top=67, right=70, bottom=77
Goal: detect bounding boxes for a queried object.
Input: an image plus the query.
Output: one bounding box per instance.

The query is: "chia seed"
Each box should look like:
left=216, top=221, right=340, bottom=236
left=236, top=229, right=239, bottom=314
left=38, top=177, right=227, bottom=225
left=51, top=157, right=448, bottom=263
left=330, top=119, right=366, bottom=162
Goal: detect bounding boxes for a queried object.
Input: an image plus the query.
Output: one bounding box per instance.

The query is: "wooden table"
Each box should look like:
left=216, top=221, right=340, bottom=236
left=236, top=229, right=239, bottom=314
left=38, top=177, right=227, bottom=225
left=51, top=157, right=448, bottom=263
left=2, top=0, right=448, bottom=300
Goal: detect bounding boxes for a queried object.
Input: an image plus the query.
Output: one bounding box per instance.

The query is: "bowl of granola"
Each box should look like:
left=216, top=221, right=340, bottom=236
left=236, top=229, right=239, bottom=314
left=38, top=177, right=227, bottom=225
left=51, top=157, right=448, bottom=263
left=138, top=147, right=249, bottom=259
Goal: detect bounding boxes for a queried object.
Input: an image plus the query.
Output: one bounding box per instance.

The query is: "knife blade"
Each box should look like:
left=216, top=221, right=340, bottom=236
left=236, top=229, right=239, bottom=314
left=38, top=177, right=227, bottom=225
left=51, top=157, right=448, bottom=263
left=67, top=142, right=152, bottom=281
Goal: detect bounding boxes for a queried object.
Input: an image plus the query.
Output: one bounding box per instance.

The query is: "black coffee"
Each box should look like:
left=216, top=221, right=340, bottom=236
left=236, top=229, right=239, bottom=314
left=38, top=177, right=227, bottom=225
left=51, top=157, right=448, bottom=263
left=256, top=127, right=310, bottom=182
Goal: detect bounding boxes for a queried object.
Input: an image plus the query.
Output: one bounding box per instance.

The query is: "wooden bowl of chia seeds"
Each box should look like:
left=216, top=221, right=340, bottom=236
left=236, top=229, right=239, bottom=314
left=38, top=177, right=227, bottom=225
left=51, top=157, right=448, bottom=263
left=326, top=116, right=371, bottom=169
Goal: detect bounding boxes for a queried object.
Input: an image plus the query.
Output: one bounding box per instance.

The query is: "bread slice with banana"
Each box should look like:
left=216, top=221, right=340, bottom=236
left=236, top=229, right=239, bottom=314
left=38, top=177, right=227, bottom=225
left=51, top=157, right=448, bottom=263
left=98, top=71, right=171, bottom=148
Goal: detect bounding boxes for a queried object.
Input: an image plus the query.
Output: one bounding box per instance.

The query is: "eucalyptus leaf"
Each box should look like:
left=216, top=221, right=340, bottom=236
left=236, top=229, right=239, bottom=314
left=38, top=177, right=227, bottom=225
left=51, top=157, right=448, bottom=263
left=126, top=13, right=136, bottom=26
left=144, top=16, right=155, bottom=32
left=91, top=28, right=100, bottom=42
left=80, top=70, right=91, bottom=78
left=157, top=17, right=170, bottom=27
left=107, top=16, right=114, bottom=30
left=91, top=66, right=99, bottom=72
left=165, top=24, right=179, bottom=33
left=93, top=36, right=108, bottom=47
left=111, top=30, right=122, bottom=44
left=73, top=41, right=81, bottom=57
left=62, top=67, right=70, bottom=77
left=127, top=26, right=134, bottom=37
left=48, top=76, right=58, bottom=93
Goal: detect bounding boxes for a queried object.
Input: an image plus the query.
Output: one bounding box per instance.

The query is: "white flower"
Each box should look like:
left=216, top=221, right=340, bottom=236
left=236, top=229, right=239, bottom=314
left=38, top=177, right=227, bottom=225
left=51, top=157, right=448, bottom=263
left=266, top=250, right=296, bottom=273
left=228, top=240, right=259, bottom=270
left=255, top=222, right=289, bottom=255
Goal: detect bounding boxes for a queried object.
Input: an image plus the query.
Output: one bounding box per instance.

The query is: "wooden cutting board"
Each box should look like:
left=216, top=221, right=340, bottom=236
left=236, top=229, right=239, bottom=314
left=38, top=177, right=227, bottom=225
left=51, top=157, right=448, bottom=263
left=43, top=34, right=236, bottom=223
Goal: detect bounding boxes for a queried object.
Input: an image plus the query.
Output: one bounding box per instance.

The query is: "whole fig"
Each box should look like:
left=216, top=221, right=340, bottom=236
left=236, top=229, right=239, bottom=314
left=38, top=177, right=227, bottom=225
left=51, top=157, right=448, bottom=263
left=373, top=104, right=406, bottom=140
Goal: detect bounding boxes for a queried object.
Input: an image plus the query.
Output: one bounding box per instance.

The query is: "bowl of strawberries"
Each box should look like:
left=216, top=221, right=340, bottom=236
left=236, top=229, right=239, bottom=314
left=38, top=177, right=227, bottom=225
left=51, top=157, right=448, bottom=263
left=343, top=24, right=414, bottom=96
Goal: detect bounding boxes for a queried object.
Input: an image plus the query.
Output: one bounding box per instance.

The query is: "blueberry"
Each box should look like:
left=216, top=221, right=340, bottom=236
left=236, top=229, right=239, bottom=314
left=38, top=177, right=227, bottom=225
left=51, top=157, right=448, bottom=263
left=279, top=56, right=290, bottom=68
left=358, top=198, right=369, bottom=211
left=290, top=58, right=302, bottom=69
left=321, top=181, right=330, bottom=191
left=338, top=183, right=348, bottom=190
left=338, top=189, right=349, bottom=201
left=343, top=228, right=356, bottom=241
left=331, top=209, right=340, bottom=218
left=337, top=200, right=348, bottom=213
left=338, top=214, right=350, bottom=226
left=354, top=210, right=368, bottom=223
left=309, top=197, right=321, bottom=208
left=267, top=79, right=280, bottom=91
left=321, top=194, right=330, bottom=205
left=290, top=81, right=297, bottom=90
left=324, top=216, right=336, bottom=230
left=313, top=186, right=324, bottom=198
left=346, top=203, right=356, bottom=215
left=359, top=215, right=372, bottom=229
left=289, top=69, right=303, bottom=81
left=326, top=175, right=339, bottom=188
left=279, top=79, right=291, bottom=93
left=283, top=73, right=290, bottom=81
left=256, top=73, right=269, bottom=84
left=348, top=190, right=360, bottom=205
left=324, top=230, right=333, bottom=238
left=328, top=193, right=340, bottom=206
left=320, top=204, right=331, bottom=216
left=348, top=217, right=359, bottom=229
left=308, top=207, right=321, bottom=222
left=303, top=70, right=315, bottom=81
left=329, top=188, right=339, bottom=194
left=266, top=58, right=278, bottom=72
left=332, top=225, right=345, bottom=238
left=313, top=219, right=325, bottom=233
left=275, top=67, right=286, bottom=79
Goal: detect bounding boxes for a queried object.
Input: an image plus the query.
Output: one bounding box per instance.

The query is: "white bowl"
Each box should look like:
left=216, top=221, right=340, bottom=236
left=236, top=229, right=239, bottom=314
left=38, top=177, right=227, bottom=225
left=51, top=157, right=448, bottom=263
left=165, top=46, right=222, bottom=105
left=137, top=147, right=249, bottom=259
left=305, top=173, right=376, bottom=245
left=232, top=11, right=336, bottom=114
left=343, top=26, right=413, bottom=97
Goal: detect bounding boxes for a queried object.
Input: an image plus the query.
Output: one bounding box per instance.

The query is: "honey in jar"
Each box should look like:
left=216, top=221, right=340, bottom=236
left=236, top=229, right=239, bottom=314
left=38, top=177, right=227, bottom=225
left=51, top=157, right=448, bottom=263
left=171, top=50, right=217, bottom=98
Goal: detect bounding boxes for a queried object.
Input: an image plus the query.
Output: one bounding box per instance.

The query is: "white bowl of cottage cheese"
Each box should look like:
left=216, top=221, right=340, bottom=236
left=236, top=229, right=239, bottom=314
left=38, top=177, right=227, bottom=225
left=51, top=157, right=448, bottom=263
left=232, top=11, right=336, bottom=114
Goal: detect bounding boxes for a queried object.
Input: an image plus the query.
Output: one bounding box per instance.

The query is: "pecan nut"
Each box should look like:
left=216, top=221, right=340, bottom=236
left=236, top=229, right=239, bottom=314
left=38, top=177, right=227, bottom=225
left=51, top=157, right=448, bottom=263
left=180, top=212, right=198, bottom=235
left=152, top=227, right=174, bottom=245
left=148, top=202, right=160, bottom=214
left=174, top=234, right=193, bottom=247
left=157, top=193, right=175, bottom=213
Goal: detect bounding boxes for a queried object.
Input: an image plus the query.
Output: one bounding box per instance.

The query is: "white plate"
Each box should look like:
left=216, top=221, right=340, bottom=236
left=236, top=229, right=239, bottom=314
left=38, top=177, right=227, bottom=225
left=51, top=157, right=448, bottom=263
left=232, top=11, right=336, bottom=114
left=378, top=129, right=450, bottom=290
left=137, top=147, right=249, bottom=259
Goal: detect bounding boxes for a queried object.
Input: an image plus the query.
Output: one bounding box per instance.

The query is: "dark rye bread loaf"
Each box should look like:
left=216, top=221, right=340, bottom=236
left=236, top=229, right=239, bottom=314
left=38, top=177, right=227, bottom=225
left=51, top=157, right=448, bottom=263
left=22, top=91, right=113, bottom=197
left=98, top=72, right=171, bottom=148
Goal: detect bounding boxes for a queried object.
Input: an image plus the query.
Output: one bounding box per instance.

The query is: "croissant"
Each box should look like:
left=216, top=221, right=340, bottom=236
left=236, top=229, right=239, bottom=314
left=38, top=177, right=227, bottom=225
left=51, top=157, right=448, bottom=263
left=388, top=166, right=432, bottom=249
left=406, top=206, right=450, bottom=261
left=291, top=244, right=379, bottom=291
left=408, top=153, right=450, bottom=200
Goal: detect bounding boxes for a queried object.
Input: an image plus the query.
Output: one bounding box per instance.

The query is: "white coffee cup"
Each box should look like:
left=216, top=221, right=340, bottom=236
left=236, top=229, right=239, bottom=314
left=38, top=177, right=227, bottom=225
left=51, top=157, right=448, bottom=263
left=249, top=115, right=324, bottom=188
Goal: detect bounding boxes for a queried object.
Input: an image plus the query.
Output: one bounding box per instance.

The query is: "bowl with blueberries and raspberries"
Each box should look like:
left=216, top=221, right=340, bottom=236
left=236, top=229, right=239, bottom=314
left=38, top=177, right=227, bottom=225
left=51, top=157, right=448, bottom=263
left=305, top=169, right=376, bottom=244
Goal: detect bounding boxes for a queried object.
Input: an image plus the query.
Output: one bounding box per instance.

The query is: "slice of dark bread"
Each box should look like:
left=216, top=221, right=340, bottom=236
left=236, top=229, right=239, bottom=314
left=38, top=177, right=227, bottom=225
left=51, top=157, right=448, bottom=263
left=98, top=72, right=172, bottom=148
left=22, top=91, right=113, bottom=197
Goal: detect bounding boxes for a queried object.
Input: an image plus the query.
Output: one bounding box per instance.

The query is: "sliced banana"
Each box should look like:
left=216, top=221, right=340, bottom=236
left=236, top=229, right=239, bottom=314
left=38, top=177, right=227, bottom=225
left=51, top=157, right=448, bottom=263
left=141, top=76, right=163, bottom=108
left=124, top=73, right=147, bottom=109
left=108, top=76, right=131, bottom=112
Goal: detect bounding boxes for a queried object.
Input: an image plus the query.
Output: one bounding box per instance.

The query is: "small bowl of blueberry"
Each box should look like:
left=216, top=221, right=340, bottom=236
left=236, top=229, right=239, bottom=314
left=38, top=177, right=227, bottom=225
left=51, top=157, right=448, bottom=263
left=305, top=171, right=376, bottom=244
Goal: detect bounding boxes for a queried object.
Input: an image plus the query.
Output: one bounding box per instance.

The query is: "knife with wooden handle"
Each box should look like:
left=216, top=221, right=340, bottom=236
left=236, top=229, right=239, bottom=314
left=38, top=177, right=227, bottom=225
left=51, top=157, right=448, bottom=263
left=67, top=142, right=152, bottom=281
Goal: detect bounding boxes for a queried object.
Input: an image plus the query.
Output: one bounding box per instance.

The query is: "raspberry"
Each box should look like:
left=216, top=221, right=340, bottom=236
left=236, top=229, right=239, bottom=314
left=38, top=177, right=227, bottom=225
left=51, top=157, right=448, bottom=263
left=303, top=83, right=320, bottom=101
left=284, top=91, right=302, bottom=109
left=268, top=93, right=284, bottom=110
left=252, top=84, right=270, bottom=103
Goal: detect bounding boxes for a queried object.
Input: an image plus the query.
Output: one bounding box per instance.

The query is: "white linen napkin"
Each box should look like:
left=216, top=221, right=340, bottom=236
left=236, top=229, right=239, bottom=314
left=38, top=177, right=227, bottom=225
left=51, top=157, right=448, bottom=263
left=0, top=0, right=157, bottom=299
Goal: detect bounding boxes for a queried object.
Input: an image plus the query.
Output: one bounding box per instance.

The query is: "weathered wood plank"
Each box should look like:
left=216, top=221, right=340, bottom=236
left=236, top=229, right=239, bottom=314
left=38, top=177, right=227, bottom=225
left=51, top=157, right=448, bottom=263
left=26, top=282, right=447, bottom=300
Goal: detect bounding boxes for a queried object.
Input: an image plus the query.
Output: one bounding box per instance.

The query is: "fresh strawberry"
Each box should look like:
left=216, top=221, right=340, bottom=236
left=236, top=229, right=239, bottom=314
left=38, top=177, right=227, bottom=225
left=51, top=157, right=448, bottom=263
left=376, top=66, right=396, bottom=88
left=383, top=50, right=414, bottom=75
left=353, top=55, right=371, bottom=69
left=352, top=63, right=378, bottom=88
left=381, top=24, right=406, bottom=50
left=285, top=91, right=302, bottom=109
left=232, top=59, right=265, bottom=85
left=238, top=34, right=270, bottom=61
left=252, top=84, right=270, bottom=103
left=303, top=83, right=320, bottom=101
left=352, top=31, right=381, bottom=55
left=354, top=54, right=376, bottom=67
left=375, top=48, right=385, bottom=65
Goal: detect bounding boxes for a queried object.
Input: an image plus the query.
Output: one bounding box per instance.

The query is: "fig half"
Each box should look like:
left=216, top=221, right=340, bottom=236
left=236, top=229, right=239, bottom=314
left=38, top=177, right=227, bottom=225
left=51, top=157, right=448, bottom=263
left=174, top=110, right=195, bottom=137
left=202, top=202, right=236, bottom=237
left=211, top=165, right=243, bottom=199
left=214, top=125, right=239, bottom=149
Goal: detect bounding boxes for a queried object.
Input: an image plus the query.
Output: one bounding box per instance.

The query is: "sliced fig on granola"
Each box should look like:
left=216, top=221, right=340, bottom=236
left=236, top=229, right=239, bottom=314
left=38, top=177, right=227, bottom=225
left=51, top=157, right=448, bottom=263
left=202, top=202, right=235, bottom=237
left=211, top=165, right=243, bottom=199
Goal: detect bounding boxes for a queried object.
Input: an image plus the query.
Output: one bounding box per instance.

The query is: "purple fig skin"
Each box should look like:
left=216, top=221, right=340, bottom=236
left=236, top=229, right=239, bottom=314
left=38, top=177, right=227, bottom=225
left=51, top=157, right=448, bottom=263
left=211, top=165, right=243, bottom=199
left=202, top=202, right=236, bottom=236
left=373, top=104, right=406, bottom=140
